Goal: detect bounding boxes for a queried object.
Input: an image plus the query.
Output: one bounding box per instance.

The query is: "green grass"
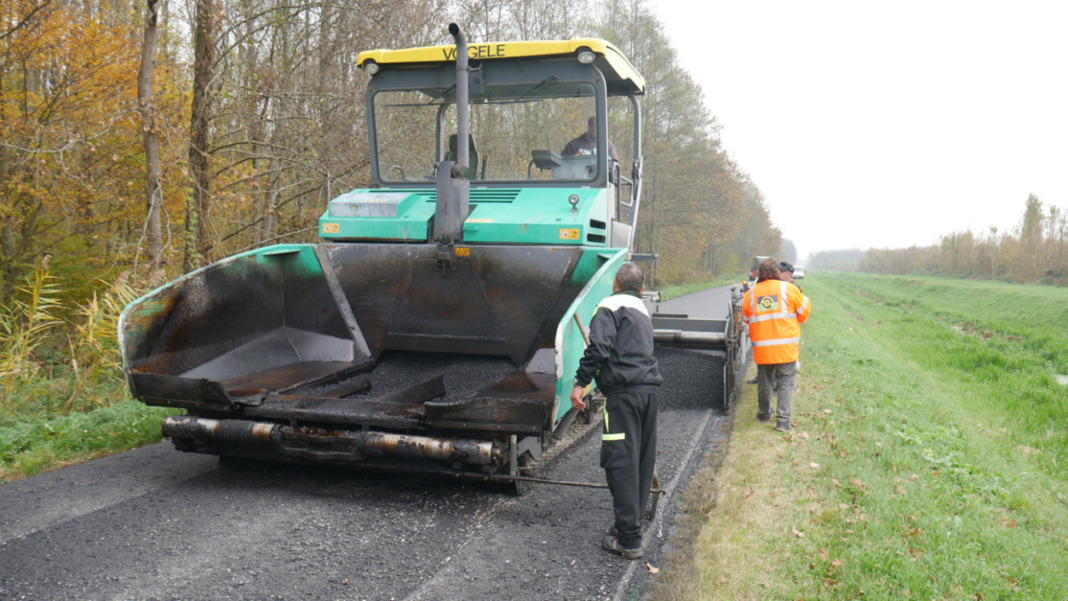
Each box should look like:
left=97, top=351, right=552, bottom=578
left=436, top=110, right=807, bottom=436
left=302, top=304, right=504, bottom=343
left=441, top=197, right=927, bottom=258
left=0, top=398, right=176, bottom=482
left=655, top=270, right=1068, bottom=600
left=0, top=361, right=176, bottom=484
left=0, top=360, right=177, bottom=484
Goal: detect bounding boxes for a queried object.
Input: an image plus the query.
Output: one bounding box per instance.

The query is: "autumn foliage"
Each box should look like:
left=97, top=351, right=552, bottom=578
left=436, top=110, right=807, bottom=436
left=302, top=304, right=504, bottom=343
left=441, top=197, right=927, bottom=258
left=1, top=1, right=189, bottom=303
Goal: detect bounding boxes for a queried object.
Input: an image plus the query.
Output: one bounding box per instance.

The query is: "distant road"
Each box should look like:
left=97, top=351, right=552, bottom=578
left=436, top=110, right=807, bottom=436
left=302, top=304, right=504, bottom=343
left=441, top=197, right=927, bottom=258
left=657, top=282, right=744, bottom=320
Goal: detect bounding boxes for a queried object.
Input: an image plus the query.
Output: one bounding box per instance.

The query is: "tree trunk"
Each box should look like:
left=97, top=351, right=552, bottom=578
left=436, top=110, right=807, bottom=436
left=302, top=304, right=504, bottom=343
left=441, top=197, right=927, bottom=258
left=186, top=0, right=217, bottom=270
left=138, top=0, right=163, bottom=268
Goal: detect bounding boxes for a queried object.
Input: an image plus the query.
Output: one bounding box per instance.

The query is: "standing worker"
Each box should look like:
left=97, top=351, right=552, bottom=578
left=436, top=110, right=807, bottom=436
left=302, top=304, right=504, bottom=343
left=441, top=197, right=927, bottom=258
left=570, top=263, right=661, bottom=560
left=742, top=257, right=812, bottom=432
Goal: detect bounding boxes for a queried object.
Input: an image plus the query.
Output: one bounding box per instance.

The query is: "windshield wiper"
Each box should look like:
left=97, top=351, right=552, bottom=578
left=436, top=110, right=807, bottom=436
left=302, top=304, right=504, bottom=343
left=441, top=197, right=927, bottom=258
left=429, top=84, right=457, bottom=104
left=514, top=74, right=559, bottom=102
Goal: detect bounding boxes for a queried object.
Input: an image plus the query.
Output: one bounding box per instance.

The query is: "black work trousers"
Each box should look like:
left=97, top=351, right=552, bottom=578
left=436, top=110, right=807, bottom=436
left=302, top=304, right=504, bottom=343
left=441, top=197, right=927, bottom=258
left=600, top=390, right=658, bottom=549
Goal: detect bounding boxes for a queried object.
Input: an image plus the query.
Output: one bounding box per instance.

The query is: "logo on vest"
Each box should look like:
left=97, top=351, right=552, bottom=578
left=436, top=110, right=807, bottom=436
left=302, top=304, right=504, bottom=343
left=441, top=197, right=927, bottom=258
left=758, top=295, right=780, bottom=311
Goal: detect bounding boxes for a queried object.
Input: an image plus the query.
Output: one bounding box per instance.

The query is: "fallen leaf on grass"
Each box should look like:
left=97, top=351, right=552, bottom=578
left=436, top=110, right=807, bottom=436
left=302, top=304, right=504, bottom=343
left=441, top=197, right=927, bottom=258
left=646, top=563, right=659, bottom=574
left=793, top=527, right=805, bottom=538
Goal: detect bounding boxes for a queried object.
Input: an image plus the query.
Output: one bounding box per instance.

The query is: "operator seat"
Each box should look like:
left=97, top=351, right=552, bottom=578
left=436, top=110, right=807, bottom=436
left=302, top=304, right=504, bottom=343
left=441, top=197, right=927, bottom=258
left=447, top=134, right=482, bottom=180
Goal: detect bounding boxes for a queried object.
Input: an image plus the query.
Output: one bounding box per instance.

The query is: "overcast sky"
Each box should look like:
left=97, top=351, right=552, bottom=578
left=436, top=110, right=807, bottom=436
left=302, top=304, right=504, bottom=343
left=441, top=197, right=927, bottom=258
left=647, top=0, right=1068, bottom=262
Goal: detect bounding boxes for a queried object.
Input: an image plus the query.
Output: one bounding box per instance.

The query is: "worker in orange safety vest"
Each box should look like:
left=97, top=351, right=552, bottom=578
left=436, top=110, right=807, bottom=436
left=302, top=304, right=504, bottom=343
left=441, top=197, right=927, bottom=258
left=741, top=257, right=811, bottom=432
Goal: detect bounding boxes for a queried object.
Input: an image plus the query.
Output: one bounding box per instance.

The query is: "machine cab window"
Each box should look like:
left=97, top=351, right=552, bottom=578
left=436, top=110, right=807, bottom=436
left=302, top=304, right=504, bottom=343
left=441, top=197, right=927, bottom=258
left=373, top=82, right=619, bottom=184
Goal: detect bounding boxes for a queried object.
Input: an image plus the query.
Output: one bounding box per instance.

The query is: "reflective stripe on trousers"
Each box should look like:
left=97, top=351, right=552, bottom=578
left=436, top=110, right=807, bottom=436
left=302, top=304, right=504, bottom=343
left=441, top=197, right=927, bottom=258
left=603, top=403, right=625, bottom=440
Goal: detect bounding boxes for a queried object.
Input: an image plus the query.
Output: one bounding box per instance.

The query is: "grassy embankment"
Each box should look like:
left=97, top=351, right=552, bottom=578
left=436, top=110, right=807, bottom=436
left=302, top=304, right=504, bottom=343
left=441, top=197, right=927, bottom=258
left=656, top=271, right=1068, bottom=600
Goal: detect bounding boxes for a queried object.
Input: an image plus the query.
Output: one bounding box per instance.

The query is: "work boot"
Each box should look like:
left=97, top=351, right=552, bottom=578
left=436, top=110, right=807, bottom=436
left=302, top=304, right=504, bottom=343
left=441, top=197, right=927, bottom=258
left=775, top=420, right=792, bottom=432
left=756, top=412, right=771, bottom=422
left=602, top=534, right=643, bottom=560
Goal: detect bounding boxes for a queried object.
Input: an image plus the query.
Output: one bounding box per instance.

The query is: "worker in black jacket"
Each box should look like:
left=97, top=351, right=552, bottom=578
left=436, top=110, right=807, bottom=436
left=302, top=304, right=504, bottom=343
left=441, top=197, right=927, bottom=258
left=570, top=262, right=662, bottom=560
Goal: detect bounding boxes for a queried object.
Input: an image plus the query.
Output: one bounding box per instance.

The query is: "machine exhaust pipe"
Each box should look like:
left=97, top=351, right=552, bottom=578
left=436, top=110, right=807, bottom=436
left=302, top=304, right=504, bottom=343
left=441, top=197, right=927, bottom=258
left=448, top=23, right=469, bottom=174
left=433, top=23, right=471, bottom=246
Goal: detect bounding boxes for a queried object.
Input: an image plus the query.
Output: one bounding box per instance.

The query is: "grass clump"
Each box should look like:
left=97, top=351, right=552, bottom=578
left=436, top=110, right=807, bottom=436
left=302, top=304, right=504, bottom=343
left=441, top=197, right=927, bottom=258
left=655, top=271, right=1068, bottom=600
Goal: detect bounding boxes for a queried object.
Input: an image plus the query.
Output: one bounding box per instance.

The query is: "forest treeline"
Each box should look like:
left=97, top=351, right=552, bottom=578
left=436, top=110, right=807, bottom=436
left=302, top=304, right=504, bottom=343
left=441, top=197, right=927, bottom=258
left=808, top=194, right=1068, bottom=286
left=1, top=0, right=781, bottom=312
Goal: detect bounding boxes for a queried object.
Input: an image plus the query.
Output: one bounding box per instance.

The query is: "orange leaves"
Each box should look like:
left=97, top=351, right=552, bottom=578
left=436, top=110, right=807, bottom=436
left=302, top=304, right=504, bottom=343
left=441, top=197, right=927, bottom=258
left=1, top=1, right=190, bottom=287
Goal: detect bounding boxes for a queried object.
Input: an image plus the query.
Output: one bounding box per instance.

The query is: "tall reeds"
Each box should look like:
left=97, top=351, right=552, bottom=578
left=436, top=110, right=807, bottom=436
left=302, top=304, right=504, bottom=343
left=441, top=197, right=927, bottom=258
left=0, top=262, right=63, bottom=406
left=0, top=262, right=135, bottom=420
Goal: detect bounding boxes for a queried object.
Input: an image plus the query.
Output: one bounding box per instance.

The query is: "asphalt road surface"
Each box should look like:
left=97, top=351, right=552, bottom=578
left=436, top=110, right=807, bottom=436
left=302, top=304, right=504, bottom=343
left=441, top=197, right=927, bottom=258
left=0, top=286, right=740, bottom=601
left=654, top=283, right=740, bottom=320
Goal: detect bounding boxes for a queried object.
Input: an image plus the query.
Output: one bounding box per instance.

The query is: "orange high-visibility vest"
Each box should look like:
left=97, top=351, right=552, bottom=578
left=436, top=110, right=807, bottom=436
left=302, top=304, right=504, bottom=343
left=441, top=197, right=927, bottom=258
left=741, top=279, right=811, bottom=364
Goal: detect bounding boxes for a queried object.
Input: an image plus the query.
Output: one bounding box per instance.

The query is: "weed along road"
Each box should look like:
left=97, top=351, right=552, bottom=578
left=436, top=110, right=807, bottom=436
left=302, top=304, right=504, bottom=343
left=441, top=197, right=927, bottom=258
left=0, top=288, right=737, bottom=601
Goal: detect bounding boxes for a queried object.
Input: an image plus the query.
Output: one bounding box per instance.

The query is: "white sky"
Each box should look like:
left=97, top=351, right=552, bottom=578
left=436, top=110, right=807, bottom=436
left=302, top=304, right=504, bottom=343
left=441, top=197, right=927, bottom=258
left=647, top=0, right=1068, bottom=262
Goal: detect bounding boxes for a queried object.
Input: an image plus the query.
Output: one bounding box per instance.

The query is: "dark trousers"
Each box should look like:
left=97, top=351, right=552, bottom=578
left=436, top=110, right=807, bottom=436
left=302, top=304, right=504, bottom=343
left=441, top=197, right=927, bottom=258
left=600, top=390, right=658, bottom=548
left=756, top=361, right=797, bottom=426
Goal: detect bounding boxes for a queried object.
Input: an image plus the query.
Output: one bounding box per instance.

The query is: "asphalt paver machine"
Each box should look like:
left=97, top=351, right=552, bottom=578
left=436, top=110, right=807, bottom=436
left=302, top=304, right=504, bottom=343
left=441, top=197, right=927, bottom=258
left=120, top=25, right=740, bottom=486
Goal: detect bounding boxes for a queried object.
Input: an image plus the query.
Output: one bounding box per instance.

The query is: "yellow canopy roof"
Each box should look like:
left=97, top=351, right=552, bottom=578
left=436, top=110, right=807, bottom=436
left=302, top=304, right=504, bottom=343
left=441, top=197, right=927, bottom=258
left=357, top=38, right=645, bottom=95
